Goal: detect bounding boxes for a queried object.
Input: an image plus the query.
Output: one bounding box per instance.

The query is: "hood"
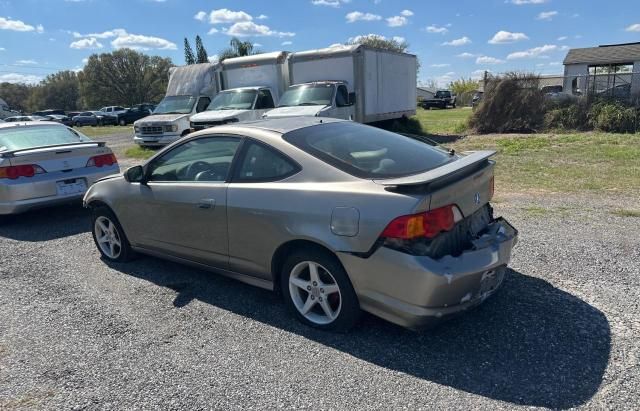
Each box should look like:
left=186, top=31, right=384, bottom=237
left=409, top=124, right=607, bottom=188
left=264, top=105, right=327, bottom=119
left=190, top=109, right=249, bottom=122
left=134, top=113, right=189, bottom=125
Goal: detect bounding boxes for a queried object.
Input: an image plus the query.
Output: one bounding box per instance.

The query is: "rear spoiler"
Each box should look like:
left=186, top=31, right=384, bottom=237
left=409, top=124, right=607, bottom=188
left=373, top=150, right=496, bottom=187
left=0, top=141, right=106, bottom=158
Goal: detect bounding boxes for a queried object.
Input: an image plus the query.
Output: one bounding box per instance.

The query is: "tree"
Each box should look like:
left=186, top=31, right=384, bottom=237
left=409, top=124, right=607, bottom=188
left=218, top=37, right=260, bottom=61
left=27, top=71, right=80, bottom=112
left=78, top=49, right=173, bottom=108
left=184, top=38, right=196, bottom=65
left=195, top=35, right=209, bottom=64
left=449, top=77, right=480, bottom=106
left=0, top=82, right=33, bottom=113
left=346, top=34, right=409, bottom=53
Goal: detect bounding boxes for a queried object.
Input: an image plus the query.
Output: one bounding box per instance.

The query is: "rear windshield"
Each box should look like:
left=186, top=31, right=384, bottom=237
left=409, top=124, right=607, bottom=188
left=283, top=122, right=454, bottom=179
left=0, top=125, right=91, bottom=152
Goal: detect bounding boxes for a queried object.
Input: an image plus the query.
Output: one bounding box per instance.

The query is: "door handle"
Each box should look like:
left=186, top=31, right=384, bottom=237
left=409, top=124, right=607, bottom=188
left=197, top=199, right=216, bottom=209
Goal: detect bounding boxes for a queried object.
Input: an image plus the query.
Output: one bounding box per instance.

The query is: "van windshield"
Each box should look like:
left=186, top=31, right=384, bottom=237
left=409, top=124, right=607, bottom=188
left=207, top=90, right=257, bottom=111
left=154, top=95, right=197, bottom=114
left=278, top=84, right=334, bottom=107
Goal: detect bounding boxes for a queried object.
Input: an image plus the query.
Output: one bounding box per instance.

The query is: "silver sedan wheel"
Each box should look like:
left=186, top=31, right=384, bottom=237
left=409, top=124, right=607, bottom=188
left=94, top=216, right=122, bottom=259
left=288, top=261, right=342, bottom=325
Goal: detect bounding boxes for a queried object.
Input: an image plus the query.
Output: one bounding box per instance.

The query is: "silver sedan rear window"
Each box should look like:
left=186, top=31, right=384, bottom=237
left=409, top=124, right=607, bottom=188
left=0, top=125, right=90, bottom=152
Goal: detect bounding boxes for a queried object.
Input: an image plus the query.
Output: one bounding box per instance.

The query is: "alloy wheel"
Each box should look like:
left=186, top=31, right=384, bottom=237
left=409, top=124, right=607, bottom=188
left=94, top=216, right=122, bottom=259
left=288, top=261, right=342, bottom=325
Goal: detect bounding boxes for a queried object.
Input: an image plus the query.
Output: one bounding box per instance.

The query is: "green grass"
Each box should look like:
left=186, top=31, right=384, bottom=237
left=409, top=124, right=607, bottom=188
left=76, top=125, right=132, bottom=137
left=413, top=107, right=472, bottom=135
left=124, top=145, right=156, bottom=160
left=611, top=209, right=640, bottom=218
left=450, top=132, right=640, bottom=194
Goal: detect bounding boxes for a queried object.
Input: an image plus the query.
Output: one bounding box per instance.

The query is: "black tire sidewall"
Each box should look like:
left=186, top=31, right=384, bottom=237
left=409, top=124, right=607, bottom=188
left=280, top=249, right=361, bottom=332
left=91, top=206, right=134, bottom=262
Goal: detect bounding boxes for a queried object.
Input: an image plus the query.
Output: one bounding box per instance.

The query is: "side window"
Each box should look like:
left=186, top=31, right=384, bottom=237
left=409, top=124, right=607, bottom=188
left=336, top=85, right=349, bottom=107
left=235, top=141, right=298, bottom=182
left=255, top=89, right=275, bottom=109
left=147, top=137, right=241, bottom=182
left=196, top=97, right=211, bottom=113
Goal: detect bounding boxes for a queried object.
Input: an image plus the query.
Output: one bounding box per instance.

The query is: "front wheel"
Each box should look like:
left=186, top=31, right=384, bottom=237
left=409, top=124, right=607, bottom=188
left=91, top=207, right=135, bottom=262
left=119, top=118, right=126, bottom=126
left=281, top=249, right=361, bottom=332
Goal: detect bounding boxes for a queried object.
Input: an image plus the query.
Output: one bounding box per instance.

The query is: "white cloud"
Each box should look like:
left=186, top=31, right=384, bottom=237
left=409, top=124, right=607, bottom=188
left=311, top=0, right=350, bottom=7
left=15, top=59, right=37, bottom=65
left=509, top=0, right=548, bottom=4
left=36, top=24, right=44, bottom=33
left=426, top=25, right=448, bottom=34
left=442, top=36, right=471, bottom=46
left=208, top=54, right=219, bottom=63
left=471, top=69, right=490, bottom=79
left=257, top=14, right=268, bottom=20
left=557, top=36, right=568, bottom=41
left=626, top=23, right=640, bottom=32
left=111, top=33, right=177, bottom=50
left=549, top=61, right=562, bottom=66
left=507, top=44, right=557, bottom=59
left=537, top=11, right=558, bottom=21
left=209, top=8, right=253, bottom=24
left=253, top=43, right=263, bottom=47
left=0, top=47, right=5, bottom=51
left=0, top=16, right=40, bottom=32
left=476, top=56, right=505, bottom=64
left=194, top=11, right=207, bottom=22
left=0, top=73, right=41, bottom=84
left=282, top=41, right=292, bottom=46
left=386, top=15, right=408, bottom=27
left=81, top=57, right=88, bottom=64
left=400, top=10, right=413, bottom=17
left=72, top=28, right=127, bottom=39
left=489, top=30, right=529, bottom=44
left=224, top=21, right=295, bottom=38
left=456, top=52, right=477, bottom=58
left=70, top=37, right=103, bottom=49
left=430, top=63, right=450, bottom=67
left=346, top=11, right=382, bottom=23
left=207, top=27, right=218, bottom=35
left=392, top=36, right=405, bottom=43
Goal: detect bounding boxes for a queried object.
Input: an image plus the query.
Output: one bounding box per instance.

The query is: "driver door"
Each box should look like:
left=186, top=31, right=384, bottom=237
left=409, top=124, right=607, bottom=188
left=127, top=136, right=242, bottom=269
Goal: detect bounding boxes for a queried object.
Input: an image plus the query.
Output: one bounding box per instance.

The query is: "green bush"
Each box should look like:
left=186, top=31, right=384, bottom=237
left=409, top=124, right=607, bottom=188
left=544, top=100, right=590, bottom=131
left=470, top=72, right=545, bottom=133
left=588, top=102, right=639, bottom=133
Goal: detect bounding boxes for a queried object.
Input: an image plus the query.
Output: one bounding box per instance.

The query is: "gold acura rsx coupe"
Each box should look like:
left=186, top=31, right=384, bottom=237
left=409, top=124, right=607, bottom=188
left=84, top=117, right=517, bottom=331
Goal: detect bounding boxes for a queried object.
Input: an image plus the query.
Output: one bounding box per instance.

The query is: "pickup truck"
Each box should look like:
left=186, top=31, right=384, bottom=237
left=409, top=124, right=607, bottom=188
left=420, top=90, right=457, bottom=109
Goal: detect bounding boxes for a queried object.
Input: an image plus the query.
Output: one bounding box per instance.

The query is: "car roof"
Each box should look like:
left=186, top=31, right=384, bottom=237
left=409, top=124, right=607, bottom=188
left=0, top=121, right=66, bottom=130
left=237, top=116, right=346, bottom=134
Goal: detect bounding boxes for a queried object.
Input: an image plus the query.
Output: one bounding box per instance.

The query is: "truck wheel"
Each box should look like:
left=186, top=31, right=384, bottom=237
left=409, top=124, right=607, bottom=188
left=119, top=118, right=126, bottom=126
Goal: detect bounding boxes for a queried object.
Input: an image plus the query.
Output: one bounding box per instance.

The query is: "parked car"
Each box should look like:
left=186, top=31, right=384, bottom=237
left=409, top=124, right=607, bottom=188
left=3, top=115, right=47, bottom=122
left=72, top=111, right=117, bottom=127
left=0, top=122, right=119, bottom=216
left=420, top=90, right=457, bottom=109
left=99, top=106, right=128, bottom=116
left=116, top=105, right=153, bottom=126
left=43, top=114, right=73, bottom=127
left=597, top=83, right=631, bottom=99
left=472, top=92, right=484, bottom=108
left=84, top=117, right=517, bottom=331
left=32, top=109, right=66, bottom=116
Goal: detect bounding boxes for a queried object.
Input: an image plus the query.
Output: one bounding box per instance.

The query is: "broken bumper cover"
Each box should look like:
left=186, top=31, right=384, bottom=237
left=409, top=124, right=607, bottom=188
left=339, top=218, right=518, bottom=329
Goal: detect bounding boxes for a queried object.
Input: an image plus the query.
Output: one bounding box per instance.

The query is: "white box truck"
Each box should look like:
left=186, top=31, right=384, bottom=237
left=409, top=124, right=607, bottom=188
left=263, top=45, right=417, bottom=123
left=133, top=63, right=220, bottom=146
left=190, top=52, right=289, bottom=131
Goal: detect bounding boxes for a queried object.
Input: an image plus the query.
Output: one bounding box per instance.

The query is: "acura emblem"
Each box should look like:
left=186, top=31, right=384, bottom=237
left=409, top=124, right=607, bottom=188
left=474, top=192, right=481, bottom=204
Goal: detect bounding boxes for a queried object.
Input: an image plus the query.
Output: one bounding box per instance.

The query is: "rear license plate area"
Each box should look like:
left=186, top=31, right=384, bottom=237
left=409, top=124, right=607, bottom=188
left=56, top=178, right=87, bottom=196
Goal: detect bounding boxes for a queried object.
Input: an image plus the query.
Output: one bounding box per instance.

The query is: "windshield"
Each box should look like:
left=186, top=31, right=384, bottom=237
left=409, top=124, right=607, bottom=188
left=278, top=84, right=334, bottom=107
left=0, top=125, right=91, bottom=152
left=435, top=91, right=451, bottom=98
left=283, top=122, right=454, bottom=179
left=207, top=90, right=257, bottom=111
left=154, top=95, right=197, bottom=114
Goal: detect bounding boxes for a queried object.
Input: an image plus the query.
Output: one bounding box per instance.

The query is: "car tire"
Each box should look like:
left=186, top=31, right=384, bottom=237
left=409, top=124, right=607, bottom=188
left=91, top=206, right=135, bottom=263
left=281, top=248, right=361, bottom=332
left=119, top=118, right=126, bottom=126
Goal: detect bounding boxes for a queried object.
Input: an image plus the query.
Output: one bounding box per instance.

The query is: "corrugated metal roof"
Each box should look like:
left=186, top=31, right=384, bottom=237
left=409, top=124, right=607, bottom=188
left=564, top=43, right=640, bottom=65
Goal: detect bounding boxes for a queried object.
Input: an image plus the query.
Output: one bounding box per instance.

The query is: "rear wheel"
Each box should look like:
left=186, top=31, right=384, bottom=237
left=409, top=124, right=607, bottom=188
left=281, top=249, right=361, bottom=332
left=119, top=118, right=126, bottom=126
left=91, top=207, right=134, bottom=262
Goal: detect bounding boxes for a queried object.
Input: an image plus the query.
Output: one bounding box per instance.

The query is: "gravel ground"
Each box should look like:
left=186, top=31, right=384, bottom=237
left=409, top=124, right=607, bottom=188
left=0, top=191, right=638, bottom=410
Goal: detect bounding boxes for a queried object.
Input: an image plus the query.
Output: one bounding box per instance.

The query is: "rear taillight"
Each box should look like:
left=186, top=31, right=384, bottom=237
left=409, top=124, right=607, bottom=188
left=86, top=153, right=117, bottom=168
left=381, top=205, right=461, bottom=240
left=0, top=164, right=46, bottom=179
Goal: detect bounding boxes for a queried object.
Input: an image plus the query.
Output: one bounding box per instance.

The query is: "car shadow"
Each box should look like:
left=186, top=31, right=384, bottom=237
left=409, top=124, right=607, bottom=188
left=108, top=257, right=611, bottom=409
left=0, top=203, right=90, bottom=241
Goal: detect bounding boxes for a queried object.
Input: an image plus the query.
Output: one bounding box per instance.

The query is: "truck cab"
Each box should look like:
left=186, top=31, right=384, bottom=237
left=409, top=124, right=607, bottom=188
left=190, top=87, right=276, bottom=131
left=263, top=81, right=354, bottom=121
left=133, top=95, right=211, bottom=146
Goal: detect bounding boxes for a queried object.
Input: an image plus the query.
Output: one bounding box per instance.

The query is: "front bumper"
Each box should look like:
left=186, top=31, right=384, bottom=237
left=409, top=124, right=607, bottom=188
left=0, top=165, right=119, bottom=215
left=133, top=133, right=181, bottom=146
left=338, top=218, right=518, bottom=329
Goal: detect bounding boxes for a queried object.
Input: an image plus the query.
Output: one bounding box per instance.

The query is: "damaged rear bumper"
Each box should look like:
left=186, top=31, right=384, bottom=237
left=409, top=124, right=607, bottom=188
left=338, top=218, right=518, bottom=329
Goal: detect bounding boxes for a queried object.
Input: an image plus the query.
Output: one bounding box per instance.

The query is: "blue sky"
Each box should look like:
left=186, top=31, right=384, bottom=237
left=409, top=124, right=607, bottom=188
left=1, top=0, right=639, bottom=86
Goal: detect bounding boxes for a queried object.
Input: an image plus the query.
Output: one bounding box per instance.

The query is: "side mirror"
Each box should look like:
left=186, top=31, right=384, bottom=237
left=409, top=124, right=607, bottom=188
left=349, top=92, right=357, bottom=106
left=124, top=165, right=146, bottom=184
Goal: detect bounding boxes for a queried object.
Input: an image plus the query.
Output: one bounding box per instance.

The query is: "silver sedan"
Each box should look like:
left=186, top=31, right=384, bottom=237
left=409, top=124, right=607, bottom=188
left=84, top=117, right=517, bottom=331
left=0, top=122, right=119, bottom=216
